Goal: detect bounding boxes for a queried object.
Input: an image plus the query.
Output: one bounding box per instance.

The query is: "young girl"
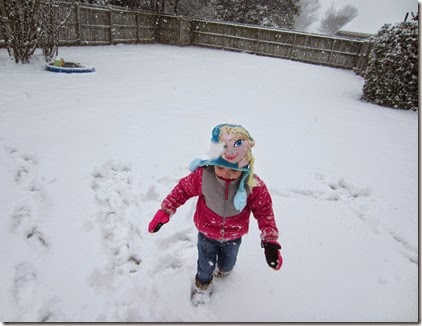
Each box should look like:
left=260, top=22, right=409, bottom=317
left=148, top=123, right=282, bottom=306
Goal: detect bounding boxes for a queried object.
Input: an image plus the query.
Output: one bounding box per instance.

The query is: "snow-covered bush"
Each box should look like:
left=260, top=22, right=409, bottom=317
left=0, top=0, right=71, bottom=63
left=0, top=0, right=41, bottom=63
left=362, top=21, right=418, bottom=111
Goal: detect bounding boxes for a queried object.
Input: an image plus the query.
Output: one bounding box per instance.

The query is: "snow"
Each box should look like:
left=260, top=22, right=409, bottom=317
left=0, top=44, right=418, bottom=322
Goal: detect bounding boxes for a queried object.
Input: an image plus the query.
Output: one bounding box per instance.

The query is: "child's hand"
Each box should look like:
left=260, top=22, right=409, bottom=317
left=148, top=209, right=170, bottom=233
left=262, top=240, right=283, bottom=270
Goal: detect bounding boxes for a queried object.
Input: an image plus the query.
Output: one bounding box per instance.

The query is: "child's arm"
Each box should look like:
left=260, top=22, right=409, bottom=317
left=248, top=178, right=279, bottom=242
left=160, top=167, right=203, bottom=214
left=148, top=168, right=203, bottom=233
left=248, top=177, right=283, bottom=270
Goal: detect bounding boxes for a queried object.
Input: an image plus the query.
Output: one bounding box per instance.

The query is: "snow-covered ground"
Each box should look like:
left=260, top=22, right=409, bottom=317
left=0, top=44, right=418, bottom=322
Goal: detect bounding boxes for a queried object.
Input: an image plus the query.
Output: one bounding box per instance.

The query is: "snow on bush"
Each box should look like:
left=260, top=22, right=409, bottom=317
left=362, top=21, right=418, bottom=111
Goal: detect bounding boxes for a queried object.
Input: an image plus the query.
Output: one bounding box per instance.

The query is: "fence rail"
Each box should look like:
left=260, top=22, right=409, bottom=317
left=0, top=2, right=371, bottom=75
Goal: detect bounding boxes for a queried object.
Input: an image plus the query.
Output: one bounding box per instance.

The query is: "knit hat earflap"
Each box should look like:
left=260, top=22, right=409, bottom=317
left=189, top=123, right=255, bottom=211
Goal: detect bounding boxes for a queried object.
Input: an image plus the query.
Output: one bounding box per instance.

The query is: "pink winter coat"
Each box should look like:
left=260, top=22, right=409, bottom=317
left=161, top=166, right=279, bottom=242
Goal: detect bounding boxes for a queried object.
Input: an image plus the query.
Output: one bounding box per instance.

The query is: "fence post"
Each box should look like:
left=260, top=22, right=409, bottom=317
left=222, top=24, right=227, bottom=50
left=136, top=11, right=140, bottom=43
left=328, top=39, right=336, bottom=65
left=109, top=7, right=114, bottom=45
left=354, top=40, right=372, bottom=76
left=178, top=17, right=191, bottom=46
left=290, top=33, right=297, bottom=58
left=154, top=14, right=162, bottom=43
left=255, top=28, right=260, bottom=54
left=75, top=2, right=81, bottom=45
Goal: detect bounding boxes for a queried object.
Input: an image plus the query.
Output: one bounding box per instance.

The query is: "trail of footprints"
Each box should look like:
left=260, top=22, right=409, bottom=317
left=90, top=162, right=197, bottom=279
left=5, top=145, right=49, bottom=249
left=273, top=173, right=418, bottom=265
left=2, top=142, right=54, bottom=321
left=89, top=162, right=199, bottom=321
left=91, top=161, right=143, bottom=276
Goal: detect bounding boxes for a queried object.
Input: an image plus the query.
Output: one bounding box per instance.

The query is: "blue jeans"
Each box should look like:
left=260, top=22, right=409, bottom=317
left=195, top=232, right=242, bottom=283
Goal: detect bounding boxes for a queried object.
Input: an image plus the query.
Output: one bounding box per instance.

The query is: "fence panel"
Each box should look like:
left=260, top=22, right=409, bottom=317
left=113, top=10, right=137, bottom=42
left=138, top=13, right=156, bottom=43
left=57, top=4, right=78, bottom=45
left=79, top=6, right=111, bottom=44
left=257, top=29, right=294, bottom=58
left=191, top=21, right=224, bottom=48
left=156, top=15, right=191, bottom=45
left=156, top=15, right=180, bottom=45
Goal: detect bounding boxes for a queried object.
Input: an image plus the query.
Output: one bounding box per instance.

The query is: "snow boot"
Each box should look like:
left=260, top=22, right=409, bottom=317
left=213, top=266, right=231, bottom=278
left=191, top=278, right=213, bottom=307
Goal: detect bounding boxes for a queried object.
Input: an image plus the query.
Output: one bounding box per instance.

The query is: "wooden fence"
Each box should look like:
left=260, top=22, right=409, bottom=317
left=52, top=3, right=157, bottom=45
left=0, top=2, right=371, bottom=75
left=190, top=19, right=370, bottom=71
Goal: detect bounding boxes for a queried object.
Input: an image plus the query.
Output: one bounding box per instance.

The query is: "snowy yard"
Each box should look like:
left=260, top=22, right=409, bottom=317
left=0, top=44, right=418, bottom=322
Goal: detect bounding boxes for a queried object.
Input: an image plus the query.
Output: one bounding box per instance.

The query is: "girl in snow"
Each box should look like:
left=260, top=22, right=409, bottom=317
left=148, top=123, right=282, bottom=305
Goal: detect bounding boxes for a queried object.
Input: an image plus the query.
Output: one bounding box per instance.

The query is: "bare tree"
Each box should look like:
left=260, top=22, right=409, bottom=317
left=0, top=0, right=42, bottom=63
left=318, top=3, right=358, bottom=35
left=294, top=0, right=321, bottom=31
left=38, top=0, right=74, bottom=62
left=0, top=0, right=73, bottom=63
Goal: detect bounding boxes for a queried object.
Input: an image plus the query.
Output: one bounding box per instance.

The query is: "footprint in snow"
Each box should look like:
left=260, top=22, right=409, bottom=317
left=37, top=299, right=65, bottom=322
left=275, top=174, right=372, bottom=216
left=282, top=174, right=372, bottom=202
left=1, top=144, right=38, bottom=186
left=13, top=262, right=38, bottom=308
left=91, top=161, right=142, bottom=276
left=10, top=205, right=49, bottom=249
left=151, top=228, right=196, bottom=276
left=388, top=231, right=418, bottom=265
left=4, top=144, right=51, bottom=250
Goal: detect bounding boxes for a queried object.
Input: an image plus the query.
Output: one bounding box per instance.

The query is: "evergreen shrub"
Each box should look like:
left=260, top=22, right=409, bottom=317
left=362, top=21, right=418, bottom=111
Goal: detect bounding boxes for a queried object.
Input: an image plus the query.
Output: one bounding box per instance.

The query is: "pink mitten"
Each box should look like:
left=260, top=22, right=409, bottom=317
left=148, top=209, right=170, bottom=233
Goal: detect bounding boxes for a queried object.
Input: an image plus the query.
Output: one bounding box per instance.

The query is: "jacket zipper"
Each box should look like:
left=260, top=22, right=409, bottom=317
left=221, top=180, right=231, bottom=241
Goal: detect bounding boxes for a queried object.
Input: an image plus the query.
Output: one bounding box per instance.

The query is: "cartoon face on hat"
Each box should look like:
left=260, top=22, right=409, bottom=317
left=211, top=124, right=255, bottom=170
left=188, top=123, right=256, bottom=211
left=219, top=128, right=252, bottom=168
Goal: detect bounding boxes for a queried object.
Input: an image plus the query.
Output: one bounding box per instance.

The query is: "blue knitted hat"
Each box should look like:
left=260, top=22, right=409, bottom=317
left=189, top=123, right=255, bottom=211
